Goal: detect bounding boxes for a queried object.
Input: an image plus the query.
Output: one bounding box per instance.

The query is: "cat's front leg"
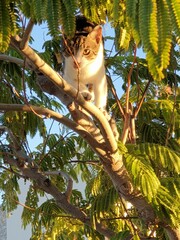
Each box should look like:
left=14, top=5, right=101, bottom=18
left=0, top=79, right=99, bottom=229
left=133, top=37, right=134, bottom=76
left=94, top=75, right=107, bottom=110
left=79, top=83, right=94, bottom=102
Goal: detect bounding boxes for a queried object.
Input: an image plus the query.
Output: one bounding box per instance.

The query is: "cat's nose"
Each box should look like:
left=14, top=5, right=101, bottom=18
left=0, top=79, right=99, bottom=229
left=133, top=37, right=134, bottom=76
left=73, top=61, right=80, bottom=69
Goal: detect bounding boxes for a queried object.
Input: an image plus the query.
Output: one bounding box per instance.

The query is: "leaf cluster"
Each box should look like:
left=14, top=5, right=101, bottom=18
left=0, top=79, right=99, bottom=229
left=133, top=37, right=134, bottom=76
left=119, top=141, right=180, bottom=227
left=0, top=0, right=18, bottom=52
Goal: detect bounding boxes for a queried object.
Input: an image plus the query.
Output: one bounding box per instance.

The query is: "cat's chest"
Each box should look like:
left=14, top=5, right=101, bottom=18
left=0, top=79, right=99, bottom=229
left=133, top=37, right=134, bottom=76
left=80, top=59, right=104, bottom=81
left=64, top=54, right=105, bottom=83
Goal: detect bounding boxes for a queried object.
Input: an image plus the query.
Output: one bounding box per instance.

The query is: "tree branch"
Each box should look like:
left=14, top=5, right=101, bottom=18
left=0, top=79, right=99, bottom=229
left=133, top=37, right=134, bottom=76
left=0, top=126, right=32, bottom=164
left=126, top=46, right=137, bottom=114
left=68, top=102, right=104, bottom=143
left=0, top=104, right=107, bottom=157
left=0, top=126, right=20, bottom=150
left=106, top=74, right=125, bottom=119
left=121, top=46, right=137, bottom=144
left=0, top=105, right=158, bottom=227
left=20, top=19, right=34, bottom=49
left=0, top=54, right=24, bottom=66
left=44, top=170, right=73, bottom=202
left=134, top=79, right=151, bottom=118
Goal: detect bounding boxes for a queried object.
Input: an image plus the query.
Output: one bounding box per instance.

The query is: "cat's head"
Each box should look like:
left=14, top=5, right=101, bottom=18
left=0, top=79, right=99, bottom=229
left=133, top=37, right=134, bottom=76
left=63, top=25, right=103, bottom=70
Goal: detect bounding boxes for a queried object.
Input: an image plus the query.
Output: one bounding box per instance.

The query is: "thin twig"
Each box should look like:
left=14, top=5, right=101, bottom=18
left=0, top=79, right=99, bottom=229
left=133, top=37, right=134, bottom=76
left=70, top=160, right=99, bottom=163
left=126, top=45, right=137, bottom=114
left=106, top=74, right=125, bottom=119
left=165, top=72, right=177, bottom=146
left=15, top=200, right=35, bottom=211
left=38, top=119, right=55, bottom=164
left=134, top=79, right=151, bottom=118
left=135, top=62, right=141, bottom=103
left=121, top=46, right=137, bottom=144
left=119, top=195, right=138, bottom=235
left=70, top=159, right=101, bottom=167
left=22, top=58, right=44, bottom=119
left=108, top=42, right=115, bottom=58
left=38, top=132, right=73, bottom=165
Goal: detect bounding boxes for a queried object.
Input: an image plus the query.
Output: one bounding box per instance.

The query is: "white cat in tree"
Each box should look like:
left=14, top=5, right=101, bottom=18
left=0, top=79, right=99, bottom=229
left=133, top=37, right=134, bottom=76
left=63, top=18, right=107, bottom=111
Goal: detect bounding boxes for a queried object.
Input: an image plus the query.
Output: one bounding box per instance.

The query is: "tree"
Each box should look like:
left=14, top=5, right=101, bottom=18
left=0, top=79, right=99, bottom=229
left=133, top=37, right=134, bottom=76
left=0, top=0, right=180, bottom=239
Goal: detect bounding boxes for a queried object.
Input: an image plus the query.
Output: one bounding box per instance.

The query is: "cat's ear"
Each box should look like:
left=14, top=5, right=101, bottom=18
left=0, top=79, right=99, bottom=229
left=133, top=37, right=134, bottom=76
left=89, top=25, right=102, bottom=44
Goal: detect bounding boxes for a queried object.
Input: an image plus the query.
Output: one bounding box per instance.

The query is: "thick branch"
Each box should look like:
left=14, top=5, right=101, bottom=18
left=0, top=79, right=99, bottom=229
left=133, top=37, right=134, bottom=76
left=21, top=165, right=115, bottom=238
left=4, top=157, right=115, bottom=238
left=0, top=104, right=107, bottom=157
left=44, top=170, right=73, bottom=202
left=0, top=108, right=157, bottom=227
left=68, top=102, right=104, bottom=143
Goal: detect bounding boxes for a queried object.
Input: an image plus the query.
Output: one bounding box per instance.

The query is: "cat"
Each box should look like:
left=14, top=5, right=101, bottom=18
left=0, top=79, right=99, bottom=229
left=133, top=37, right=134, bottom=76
left=62, top=16, right=107, bottom=110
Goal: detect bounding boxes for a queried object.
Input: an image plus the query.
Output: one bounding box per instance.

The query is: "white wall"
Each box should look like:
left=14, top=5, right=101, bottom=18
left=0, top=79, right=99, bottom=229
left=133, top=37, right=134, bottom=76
left=7, top=180, right=31, bottom=240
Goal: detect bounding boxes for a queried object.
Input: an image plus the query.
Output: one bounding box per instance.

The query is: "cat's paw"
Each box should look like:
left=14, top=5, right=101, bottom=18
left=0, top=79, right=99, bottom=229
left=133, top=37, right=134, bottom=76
left=81, top=91, right=93, bottom=101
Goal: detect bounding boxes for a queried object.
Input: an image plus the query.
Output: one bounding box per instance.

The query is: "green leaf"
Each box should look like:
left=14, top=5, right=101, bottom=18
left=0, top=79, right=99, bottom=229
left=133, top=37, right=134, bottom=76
left=91, top=187, right=118, bottom=223
left=21, top=185, right=39, bottom=228
left=138, top=143, right=180, bottom=174
left=139, top=0, right=172, bottom=80
left=47, top=0, right=61, bottom=37
left=124, top=153, right=160, bottom=202
left=126, top=0, right=141, bottom=45
left=0, top=1, right=11, bottom=52
left=167, top=0, right=180, bottom=38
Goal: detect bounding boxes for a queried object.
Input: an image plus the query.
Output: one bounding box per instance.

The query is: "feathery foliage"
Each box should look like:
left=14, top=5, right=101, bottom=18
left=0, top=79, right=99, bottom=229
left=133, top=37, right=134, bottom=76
left=124, top=153, right=161, bottom=202
left=0, top=0, right=17, bottom=52
left=124, top=0, right=180, bottom=80
left=124, top=142, right=180, bottom=225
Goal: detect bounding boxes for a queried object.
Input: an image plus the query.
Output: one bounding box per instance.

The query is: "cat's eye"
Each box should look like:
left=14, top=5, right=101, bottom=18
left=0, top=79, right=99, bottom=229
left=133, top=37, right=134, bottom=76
left=83, top=49, right=90, bottom=55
